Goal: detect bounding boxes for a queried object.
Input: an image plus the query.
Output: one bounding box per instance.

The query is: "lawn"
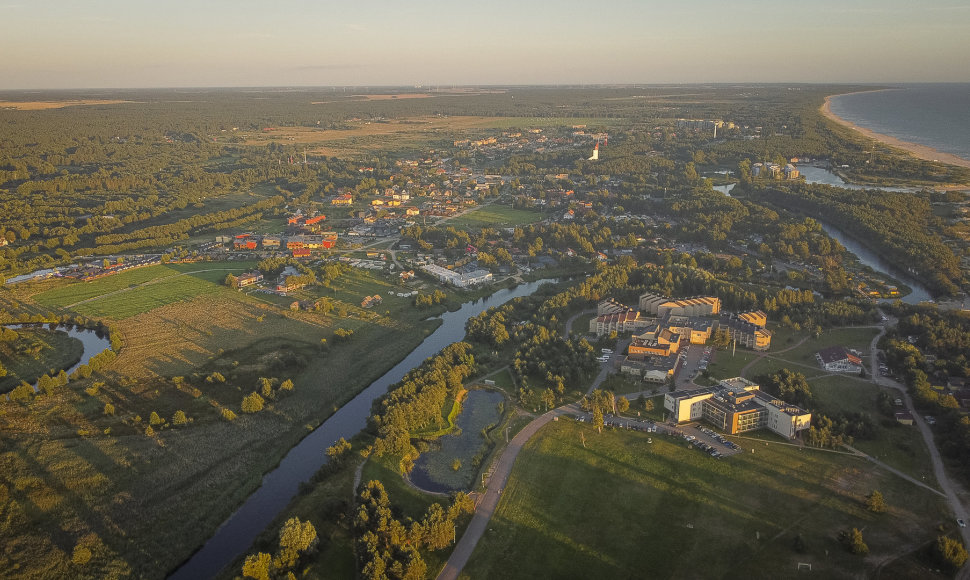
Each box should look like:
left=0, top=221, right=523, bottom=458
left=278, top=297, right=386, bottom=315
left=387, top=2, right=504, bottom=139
left=447, top=206, right=544, bottom=228
left=461, top=418, right=951, bottom=580
left=811, top=375, right=936, bottom=483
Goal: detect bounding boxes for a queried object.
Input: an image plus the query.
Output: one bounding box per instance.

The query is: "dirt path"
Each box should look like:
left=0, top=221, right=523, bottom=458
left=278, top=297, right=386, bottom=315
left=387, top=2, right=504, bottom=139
left=739, top=334, right=810, bottom=378
left=867, top=314, right=970, bottom=578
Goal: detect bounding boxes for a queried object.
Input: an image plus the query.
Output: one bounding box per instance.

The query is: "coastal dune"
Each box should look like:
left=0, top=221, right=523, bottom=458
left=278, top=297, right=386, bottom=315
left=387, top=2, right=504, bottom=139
left=822, top=92, right=970, bottom=170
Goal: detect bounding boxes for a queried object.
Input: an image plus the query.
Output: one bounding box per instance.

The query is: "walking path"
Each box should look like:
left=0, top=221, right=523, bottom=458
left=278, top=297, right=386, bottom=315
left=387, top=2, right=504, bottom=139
left=436, top=405, right=571, bottom=580
left=563, top=308, right=595, bottom=336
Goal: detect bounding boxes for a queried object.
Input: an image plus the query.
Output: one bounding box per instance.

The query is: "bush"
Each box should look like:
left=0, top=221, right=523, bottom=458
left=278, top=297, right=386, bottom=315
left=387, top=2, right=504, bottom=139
left=242, top=392, right=265, bottom=413
left=221, top=408, right=237, bottom=422
left=172, top=410, right=188, bottom=426
left=71, top=546, right=92, bottom=565
left=865, top=490, right=886, bottom=513
left=935, top=535, right=969, bottom=570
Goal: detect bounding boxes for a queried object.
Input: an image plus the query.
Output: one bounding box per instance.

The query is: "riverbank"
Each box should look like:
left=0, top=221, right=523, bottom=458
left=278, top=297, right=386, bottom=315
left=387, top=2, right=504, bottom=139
left=822, top=92, right=970, bottom=171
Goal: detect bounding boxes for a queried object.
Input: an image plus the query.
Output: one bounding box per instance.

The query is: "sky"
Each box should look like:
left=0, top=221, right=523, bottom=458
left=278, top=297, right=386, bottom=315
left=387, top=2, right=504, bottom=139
left=1, top=0, right=969, bottom=89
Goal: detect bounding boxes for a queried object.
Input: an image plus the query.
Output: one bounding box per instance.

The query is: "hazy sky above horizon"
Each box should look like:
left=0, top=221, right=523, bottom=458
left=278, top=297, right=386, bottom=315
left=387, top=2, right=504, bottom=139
left=2, top=0, right=969, bottom=89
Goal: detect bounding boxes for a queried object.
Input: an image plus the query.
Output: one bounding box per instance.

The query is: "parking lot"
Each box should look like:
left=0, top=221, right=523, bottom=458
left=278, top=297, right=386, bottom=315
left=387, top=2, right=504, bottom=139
left=574, top=413, right=742, bottom=459
left=675, top=344, right=715, bottom=388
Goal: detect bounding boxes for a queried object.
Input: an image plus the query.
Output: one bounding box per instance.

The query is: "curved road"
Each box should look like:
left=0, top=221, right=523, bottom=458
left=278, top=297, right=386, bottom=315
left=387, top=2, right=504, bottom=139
left=867, top=314, right=970, bottom=578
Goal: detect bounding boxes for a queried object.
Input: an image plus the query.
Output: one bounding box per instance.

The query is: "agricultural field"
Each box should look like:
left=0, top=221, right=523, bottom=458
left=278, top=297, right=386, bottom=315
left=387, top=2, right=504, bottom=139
left=462, top=418, right=951, bottom=579
left=447, top=206, right=545, bottom=228
left=0, top=263, right=455, bottom=578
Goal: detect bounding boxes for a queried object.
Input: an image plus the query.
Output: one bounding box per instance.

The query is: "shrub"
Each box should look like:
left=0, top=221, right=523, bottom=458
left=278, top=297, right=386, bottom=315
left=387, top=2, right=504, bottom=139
left=71, top=546, right=92, bottom=565
left=242, top=392, right=265, bottom=413
left=172, top=410, right=188, bottom=426
left=221, top=408, right=237, bottom=422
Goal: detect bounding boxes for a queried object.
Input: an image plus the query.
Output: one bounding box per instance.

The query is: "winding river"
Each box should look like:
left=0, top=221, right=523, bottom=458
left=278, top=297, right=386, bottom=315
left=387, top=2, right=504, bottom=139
left=710, top=167, right=933, bottom=304
left=169, top=278, right=558, bottom=579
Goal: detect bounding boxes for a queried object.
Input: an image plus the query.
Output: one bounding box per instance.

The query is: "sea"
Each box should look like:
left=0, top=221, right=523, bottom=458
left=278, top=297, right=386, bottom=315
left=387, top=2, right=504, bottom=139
left=827, top=84, right=970, bottom=163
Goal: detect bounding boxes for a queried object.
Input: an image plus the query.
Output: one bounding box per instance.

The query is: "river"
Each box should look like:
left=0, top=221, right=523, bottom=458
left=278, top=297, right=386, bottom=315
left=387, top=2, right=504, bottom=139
left=818, top=223, right=932, bottom=304
left=169, top=278, right=558, bottom=579
left=709, top=167, right=932, bottom=303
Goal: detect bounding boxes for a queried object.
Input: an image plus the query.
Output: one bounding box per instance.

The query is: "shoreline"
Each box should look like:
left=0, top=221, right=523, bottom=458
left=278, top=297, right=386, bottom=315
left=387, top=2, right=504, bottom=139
left=821, top=92, right=970, bottom=171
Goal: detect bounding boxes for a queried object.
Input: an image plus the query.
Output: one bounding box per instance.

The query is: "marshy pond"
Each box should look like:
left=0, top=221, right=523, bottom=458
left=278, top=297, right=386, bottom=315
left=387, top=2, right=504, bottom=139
left=410, top=389, right=506, bottom=493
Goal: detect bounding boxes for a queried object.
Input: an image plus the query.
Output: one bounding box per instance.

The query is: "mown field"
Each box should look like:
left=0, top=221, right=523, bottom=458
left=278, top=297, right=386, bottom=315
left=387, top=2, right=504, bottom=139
left=32, top=263, right=257, bottom=318
left=461, top=418, right=951, bottom=579
left=447, top=206, right=545, bottom=227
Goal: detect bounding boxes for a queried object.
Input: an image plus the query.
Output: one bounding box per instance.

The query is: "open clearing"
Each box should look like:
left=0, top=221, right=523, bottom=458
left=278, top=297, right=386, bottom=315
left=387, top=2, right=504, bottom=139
left=238, top=116, right=616, bottom=158
left=446, top=206, right=545, bottom=227
left=0, top=100, right=131, bottom=110
left=462, top=418, right=950, bottom=579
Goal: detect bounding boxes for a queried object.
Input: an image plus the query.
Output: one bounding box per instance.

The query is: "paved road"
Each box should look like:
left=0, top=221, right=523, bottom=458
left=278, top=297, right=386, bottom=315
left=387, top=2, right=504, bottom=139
left=563, top=308, right=596, bottom=337
left=436, top=405, right=571, bottom=580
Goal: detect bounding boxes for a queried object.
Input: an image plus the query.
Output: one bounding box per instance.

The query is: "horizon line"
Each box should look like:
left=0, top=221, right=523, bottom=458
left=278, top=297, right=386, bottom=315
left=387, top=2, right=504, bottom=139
left=3, top=81, right=970, bottom=93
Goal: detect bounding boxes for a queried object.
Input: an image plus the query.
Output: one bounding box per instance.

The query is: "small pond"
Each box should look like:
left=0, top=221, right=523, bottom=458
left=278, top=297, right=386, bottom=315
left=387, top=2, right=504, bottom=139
left=409, top=389, right=506, bottom=493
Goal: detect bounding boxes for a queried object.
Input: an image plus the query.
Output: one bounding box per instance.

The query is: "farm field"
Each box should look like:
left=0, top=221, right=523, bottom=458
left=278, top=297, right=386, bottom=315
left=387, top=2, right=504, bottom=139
left=462, top=418, right=951, bottom=579
left=0, top=263, right=458, bottom=578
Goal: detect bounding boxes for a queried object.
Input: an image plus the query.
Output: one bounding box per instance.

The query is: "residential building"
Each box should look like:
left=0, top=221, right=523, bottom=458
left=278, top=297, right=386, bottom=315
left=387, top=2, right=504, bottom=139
left=718, top=313, right=772, bottom=351
left=638, top=292, right=720, bottom=317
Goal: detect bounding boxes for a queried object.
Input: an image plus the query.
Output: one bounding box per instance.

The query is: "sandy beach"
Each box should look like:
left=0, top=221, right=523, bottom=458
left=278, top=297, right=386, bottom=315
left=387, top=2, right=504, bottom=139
left=821, top=92, right=970, bottom=170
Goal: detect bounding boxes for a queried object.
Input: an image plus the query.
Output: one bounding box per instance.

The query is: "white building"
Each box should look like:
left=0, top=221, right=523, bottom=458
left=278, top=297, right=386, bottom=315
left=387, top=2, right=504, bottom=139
left=664, top=377, right=811, bottom=439
left=421, top=264, right=492, bottom=288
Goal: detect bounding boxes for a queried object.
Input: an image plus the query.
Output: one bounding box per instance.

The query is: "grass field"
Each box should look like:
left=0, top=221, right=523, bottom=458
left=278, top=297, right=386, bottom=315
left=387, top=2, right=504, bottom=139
left=461, top=419, right=951, bottom=579
left=446, top=206, right=544, bottom=227
left=32, top=262, right=258, bottom=316
left=0, top=327, right=84, bottom=391
left=0, top=262, right=469, bottom=579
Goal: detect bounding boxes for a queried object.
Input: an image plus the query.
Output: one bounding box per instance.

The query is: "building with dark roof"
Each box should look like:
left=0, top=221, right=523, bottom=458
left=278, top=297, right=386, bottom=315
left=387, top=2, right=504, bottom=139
left=815, top=346, right=862, bottom=373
